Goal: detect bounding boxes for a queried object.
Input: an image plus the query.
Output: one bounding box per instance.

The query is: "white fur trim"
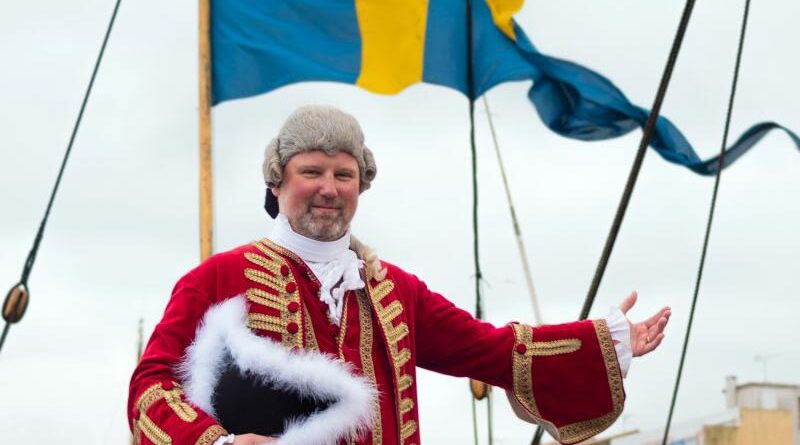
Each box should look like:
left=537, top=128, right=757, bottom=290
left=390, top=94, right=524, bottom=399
left=177, top=296, right=376, bottom=445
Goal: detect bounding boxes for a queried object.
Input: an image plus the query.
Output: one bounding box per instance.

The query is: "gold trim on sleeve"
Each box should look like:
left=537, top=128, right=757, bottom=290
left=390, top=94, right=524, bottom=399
left=136, top=382, right=197, bottom=422
left=510, top=322, right=625, bottom=444
left=510, top=324, right=542, bottom=420
left=528, top=338, right=582, bottom=356
left=137, top=414, right=172, bottom=445
left=194, top=425, right=228, bottom=445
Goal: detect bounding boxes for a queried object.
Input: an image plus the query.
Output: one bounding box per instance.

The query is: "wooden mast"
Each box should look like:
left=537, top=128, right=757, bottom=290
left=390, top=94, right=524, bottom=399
left=198, top=0, right=214, bottom=261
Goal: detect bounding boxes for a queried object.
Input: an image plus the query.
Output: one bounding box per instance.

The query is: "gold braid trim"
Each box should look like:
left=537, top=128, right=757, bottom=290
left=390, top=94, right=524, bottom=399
left=163, top=387, right=198, bottom=422
left=510, top=324, right=542, bottom=419
left=245, top=241, right=303, bottom=349
left=138, top=414, right=172, bottom=445
left=399, top=398, right=414, bottom=415
left=303, top=304, right=320, bottom=352
left=247, top=313, right=285, bottom=332
left=366, top=272, right=416, bottom=444
left=337, top=293, right=351, bottom=361
left=132, top=420, right=141, bottom=444
left=357, top=291, right=382, bottom=445
left=136, top=382, right=197, bottom=422
left=246, top=288, right=287, bottom=311
left=528, top=338, right=582, bottom=356
left=400, top=420, right=418, bottom=441
left=194, top=425, right=228, bottom=445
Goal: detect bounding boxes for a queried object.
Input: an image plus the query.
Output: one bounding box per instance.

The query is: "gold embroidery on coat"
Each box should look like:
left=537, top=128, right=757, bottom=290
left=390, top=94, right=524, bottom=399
left=400, top=420, right=418, bottom=441
left=247, top=313, right=285, bottom=333
left=366, top=272, right=416, bottom=444
left=357, top=291, right=382, bottom=445
left=136, top=382, right=197, bottom=422
left=510, top=324, right=542, bottom=419
left=397, top=374, right=413, bottom=392
left=527, top=338, right=582, bottom=356
left=163, top=386, right=198, bottom=422
left=194, top=425, right=228, bottom=445
left=132, top=421, right=141, bottom=444
left=510, top=322, right=625, bottom=444
left=303, top=305, right=320, bottom=352
left=138, top=414, right=172, bottom=445
left=245, top=288, right=286, bottom=311
left=244, top=241, right=303, bottom=349
left=399, top=398, right=414, bottom=415
left=338, top=293, right=350, bottom=361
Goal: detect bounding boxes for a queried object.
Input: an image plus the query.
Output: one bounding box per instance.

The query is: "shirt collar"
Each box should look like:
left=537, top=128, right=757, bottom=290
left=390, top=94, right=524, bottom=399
left=268, top=213, right=351, bottom=263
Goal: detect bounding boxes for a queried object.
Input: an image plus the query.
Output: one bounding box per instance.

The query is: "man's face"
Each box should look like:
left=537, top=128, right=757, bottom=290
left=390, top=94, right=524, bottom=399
left=273, top=150, right=360, bottom=241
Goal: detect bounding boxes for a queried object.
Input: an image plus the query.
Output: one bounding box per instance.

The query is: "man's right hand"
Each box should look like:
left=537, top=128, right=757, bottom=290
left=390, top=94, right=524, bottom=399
left=233, top=433, right=278, bottom=444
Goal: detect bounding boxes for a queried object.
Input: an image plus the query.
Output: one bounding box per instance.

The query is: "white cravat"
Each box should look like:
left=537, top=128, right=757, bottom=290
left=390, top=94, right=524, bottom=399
left=268, top=214, right=364, bottom=325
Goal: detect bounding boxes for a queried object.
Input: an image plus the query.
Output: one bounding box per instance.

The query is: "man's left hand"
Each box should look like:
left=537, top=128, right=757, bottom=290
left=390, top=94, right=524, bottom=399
left=619, top=291, right=671, bottom=357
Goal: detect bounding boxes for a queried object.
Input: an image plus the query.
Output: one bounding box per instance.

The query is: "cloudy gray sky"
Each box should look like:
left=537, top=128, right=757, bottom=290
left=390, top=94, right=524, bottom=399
left=1, top=0, right=798, bottom=443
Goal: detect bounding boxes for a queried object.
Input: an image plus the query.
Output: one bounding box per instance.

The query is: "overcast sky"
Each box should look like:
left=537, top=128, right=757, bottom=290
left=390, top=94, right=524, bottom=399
left=1, top=0, right=798, bottom=443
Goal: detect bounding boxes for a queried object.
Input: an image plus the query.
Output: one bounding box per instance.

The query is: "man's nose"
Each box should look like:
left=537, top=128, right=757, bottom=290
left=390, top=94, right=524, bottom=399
left=318, top=173, right=338, bottom=198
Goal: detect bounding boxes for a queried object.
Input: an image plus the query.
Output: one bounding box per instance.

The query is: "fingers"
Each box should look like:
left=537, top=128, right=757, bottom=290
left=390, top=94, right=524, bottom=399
left=651, top=312, right=670, bottom=335
left=642, top=333, right=665, bottom=355
left=619, top=291, right=637, bottom=314
left=636, top=315, right=669, bottom=357
left=643, top=306, right=672, bottom=327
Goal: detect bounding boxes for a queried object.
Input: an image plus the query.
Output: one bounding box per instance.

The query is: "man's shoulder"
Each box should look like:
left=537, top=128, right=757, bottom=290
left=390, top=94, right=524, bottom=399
left=374, top=259, right=424, bottom=289
left=184, top=241, right=263, bottom=277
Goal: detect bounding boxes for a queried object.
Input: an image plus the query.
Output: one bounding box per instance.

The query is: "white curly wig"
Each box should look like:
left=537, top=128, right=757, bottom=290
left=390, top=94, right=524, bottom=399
left=263, top=105, right=377, bottom=190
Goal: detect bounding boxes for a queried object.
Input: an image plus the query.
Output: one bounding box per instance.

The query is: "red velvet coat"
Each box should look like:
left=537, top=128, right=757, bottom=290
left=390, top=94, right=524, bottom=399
left=128, top=239, right=625, bottom=445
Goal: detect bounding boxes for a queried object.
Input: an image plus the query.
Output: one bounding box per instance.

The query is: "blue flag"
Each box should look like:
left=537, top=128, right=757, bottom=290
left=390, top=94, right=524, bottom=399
left=211, top=0, right=799, bottom=174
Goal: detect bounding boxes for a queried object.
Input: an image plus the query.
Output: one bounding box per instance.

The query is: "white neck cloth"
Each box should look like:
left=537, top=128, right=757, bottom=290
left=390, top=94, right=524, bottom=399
left=268, top=214, right=364, bottom=325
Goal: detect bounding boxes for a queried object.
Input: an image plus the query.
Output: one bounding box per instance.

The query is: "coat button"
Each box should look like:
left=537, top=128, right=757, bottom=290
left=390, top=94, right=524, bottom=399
left=286, top=322, right=299, bottom=334
left=515, top=344, right=527, bottom=355
left=161, top=381, right=174, bottom=391
left=285, top=282, right=297, bottom=293
left=280, top=265, right=290, bottom=276
left=287, top=302, right=300, bottom=313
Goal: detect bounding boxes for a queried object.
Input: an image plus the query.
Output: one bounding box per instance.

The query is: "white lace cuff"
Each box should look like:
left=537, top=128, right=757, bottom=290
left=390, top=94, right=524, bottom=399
left=212, top=433, right=235, bottom=445
left=605, top=307, right=632, bottom=378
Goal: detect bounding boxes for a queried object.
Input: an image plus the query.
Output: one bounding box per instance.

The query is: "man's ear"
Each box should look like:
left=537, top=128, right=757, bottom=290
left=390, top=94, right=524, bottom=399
left=270, top=186, right=280, bottom=198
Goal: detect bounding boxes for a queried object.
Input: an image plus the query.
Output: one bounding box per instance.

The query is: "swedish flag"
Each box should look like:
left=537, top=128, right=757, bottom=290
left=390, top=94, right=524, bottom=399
left=211, top=0, right=798, bottom=174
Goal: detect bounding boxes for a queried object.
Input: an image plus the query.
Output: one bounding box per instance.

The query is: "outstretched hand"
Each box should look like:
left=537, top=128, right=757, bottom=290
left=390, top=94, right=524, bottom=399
left=619, top=291, right=671, bottom=357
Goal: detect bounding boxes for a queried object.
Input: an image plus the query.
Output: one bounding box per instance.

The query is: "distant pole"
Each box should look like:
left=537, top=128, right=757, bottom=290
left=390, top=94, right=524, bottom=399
left=198, top=0, right=214, bottom=261
left=754, top=354, right=780, bottom=382
left=136, top=318, right=144, bottom=363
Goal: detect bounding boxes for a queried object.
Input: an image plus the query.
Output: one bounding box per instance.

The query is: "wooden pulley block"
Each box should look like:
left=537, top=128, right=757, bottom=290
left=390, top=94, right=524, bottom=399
left=469, top=378, right=491, bottom=400
left=3, top=283, right=29, bottom=323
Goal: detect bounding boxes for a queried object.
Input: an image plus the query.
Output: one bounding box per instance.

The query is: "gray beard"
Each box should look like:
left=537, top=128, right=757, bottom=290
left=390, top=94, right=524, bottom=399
left=293, top=209, right=348, bottom=241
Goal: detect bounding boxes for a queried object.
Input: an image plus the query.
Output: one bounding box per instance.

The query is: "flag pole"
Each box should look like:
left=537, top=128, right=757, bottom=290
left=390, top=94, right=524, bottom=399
left=198, top=0, right=214, bottom=261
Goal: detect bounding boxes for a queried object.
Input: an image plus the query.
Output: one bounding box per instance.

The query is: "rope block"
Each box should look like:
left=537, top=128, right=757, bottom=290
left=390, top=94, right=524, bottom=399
left=3, top=283, right=29, bottom=323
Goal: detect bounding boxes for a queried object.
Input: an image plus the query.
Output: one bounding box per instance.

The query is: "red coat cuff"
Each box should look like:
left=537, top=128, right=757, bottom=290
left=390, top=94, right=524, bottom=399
left=507, top=320, right=625, bottom=444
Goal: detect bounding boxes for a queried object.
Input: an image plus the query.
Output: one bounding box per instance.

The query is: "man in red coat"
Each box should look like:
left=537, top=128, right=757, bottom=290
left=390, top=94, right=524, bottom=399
left=128, top=106, right=670, bottom=445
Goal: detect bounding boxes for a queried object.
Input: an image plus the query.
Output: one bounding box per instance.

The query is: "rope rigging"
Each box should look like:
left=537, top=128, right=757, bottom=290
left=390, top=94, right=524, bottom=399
left=464, top=1, right=495, bottom=444
left=531, top=0, right=698, bottom=443
left=482, top=96, right=544, bottom=326
left=661, top=0, right=752, bottom=443
left=0, top=0, right=122, bottom=356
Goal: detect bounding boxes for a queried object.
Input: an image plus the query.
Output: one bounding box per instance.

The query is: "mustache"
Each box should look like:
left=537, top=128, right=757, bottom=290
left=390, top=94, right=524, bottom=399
left=307, top=198, right=343, bottom=209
